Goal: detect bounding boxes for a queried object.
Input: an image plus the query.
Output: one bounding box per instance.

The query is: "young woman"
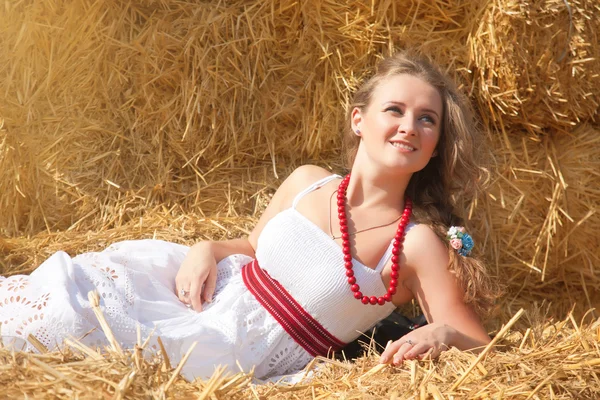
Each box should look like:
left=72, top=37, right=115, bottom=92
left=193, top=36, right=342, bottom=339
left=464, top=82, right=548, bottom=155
left=0, top=52, right=498, bottom=380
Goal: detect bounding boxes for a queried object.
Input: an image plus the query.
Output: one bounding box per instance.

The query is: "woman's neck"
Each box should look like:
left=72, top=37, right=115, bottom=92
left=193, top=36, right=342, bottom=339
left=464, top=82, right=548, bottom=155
left=345, top=167, right=411, bottom=211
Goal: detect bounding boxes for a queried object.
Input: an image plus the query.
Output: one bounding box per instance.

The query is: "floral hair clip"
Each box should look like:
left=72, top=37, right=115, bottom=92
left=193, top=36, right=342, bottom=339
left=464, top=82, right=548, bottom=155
left=447, top=226, right=474, bottom=256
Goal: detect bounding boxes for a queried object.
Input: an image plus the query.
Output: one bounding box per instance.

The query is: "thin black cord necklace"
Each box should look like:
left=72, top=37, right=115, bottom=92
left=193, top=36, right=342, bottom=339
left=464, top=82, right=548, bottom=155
left=327, top=189, right=402, bottom=240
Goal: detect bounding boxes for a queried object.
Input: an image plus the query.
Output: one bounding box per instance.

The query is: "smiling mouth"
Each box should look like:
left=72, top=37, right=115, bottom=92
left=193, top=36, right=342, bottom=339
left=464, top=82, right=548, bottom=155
left=390, top=142, right=416, bottom=151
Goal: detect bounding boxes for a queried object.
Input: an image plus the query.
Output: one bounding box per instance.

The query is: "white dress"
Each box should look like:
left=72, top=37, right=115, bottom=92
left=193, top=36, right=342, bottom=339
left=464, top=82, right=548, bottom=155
left=0, top=175, right=408, bottom=380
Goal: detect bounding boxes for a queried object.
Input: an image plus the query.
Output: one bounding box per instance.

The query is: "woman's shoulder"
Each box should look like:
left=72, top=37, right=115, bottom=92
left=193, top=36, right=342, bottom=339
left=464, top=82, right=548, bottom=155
left=287, top=164, right=335, bottom=184
left=268, top=165, right=338, bottom=211
left=404, top=223, right=449, bottom=273
left=283, top=164, right=337, bottom=193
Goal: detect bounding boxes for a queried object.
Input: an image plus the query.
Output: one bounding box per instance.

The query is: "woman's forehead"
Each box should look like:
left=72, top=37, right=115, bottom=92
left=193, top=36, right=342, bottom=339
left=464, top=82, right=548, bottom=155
left=371, top=74, right=443, bottom=112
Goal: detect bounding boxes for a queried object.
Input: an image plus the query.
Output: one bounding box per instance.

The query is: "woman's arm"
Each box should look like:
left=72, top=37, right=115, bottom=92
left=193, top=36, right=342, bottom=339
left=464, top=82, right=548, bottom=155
left=176, top=165, right=330, bottom=311
left=380, top=225, right=490, bottom=364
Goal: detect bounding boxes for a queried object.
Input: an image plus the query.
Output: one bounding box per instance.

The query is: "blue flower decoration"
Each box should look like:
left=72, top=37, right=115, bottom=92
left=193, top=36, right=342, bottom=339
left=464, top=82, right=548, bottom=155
left=458, top=233, right=474, bottom=256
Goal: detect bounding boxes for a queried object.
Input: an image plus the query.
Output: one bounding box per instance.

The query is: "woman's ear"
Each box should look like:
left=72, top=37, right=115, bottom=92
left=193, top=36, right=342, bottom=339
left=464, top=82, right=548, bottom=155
left=351, top=107, right=362, bottom=136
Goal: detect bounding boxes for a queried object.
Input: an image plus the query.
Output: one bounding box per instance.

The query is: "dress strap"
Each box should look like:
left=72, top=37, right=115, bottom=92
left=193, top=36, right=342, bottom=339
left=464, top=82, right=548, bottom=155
left=291, top=174, right=342, bottom=209
left=374, top=222, right=417, bottom=273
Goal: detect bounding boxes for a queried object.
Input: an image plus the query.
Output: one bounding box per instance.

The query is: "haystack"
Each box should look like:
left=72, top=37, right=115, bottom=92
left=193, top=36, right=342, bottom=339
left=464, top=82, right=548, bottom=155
left=469, top=0, right=600, bottom=133
left=1, top=0, right=599, bottom=398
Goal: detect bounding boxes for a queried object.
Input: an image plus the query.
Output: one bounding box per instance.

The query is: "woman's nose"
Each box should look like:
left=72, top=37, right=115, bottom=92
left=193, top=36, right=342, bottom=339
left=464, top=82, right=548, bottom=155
left=397, top=116, right=416, bottom=136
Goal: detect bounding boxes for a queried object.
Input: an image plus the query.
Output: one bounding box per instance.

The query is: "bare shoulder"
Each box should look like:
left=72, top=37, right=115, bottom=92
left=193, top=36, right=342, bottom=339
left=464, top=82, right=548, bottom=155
left=286, top=165, right=332, bottom=186
left=281, top=164, right=334, bottom=197
left=403, top=223, right=449, bottom=274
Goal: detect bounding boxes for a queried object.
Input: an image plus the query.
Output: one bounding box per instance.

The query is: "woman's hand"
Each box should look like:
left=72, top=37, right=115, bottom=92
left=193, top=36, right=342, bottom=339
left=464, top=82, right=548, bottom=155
left=175, top=242, right=218, bottom=312
left=175, top=238, right=256, bottom=312
left=379, top=322, right=455, bottom=365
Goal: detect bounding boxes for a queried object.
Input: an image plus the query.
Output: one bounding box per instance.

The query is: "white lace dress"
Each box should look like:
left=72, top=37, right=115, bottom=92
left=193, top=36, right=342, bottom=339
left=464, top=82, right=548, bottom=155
left=0, top=175, right=402, bottom=380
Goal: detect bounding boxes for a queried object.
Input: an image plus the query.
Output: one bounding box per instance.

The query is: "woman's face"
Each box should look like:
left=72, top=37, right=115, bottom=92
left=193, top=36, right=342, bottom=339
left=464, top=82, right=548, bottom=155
left=352, top=73, right=443, bottom=174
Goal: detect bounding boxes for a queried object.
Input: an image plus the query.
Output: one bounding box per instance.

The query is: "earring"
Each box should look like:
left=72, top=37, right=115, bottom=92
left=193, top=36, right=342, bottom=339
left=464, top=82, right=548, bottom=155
left=355, top=129, right=361, bottom=136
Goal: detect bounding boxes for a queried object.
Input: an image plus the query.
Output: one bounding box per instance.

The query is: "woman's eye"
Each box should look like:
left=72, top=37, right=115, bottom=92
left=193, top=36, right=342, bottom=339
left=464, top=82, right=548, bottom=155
left=385, top=106, right=402, bottom=114
left=420, top=115, right=436, bottom=125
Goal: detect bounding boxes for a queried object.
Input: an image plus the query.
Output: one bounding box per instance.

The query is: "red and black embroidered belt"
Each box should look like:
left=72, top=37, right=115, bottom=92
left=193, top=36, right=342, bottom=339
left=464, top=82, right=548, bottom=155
left=241, top=259, right=347, bottom=357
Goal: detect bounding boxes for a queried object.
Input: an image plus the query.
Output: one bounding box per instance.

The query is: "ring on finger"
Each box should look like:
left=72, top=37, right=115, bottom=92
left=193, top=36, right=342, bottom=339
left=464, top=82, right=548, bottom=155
left=179, top=288, right=190, bottom=297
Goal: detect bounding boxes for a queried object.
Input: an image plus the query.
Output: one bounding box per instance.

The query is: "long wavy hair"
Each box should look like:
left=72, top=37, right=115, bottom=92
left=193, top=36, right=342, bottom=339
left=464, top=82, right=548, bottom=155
left=343, top=51, right=502, bottom=316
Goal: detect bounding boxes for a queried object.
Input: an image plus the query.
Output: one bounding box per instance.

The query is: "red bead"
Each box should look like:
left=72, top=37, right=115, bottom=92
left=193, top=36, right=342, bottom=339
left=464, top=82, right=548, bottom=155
left=337, top=199, right=345, bottom=206
left=390, top=279, right=397, bottom=287
left=361, top=296, right=369, bottom=304
left=391, top=255, right=399, bottom=263
left=347, top=277, right=356, bottom=285
left=369, top=296, right=377, bottom=305
left=354, top=291, right=363, bottom=299
left=340, top=225, right=348, bottom=233
left=345, top=269, right=354, bottom=277
left=343, top=245, right=350, bottom=253
left=345, top=261, right=353, bottom=268
left=391, top=271, right=399, bottom=279
left=338, top=206, right=345, bottom=213
left=344, top=254, right=352, bottom=262
left=391, top=264, right=399, bottom=272
left=392, top=247, right=400, bottom=255
left=340, top=217, right=347, bottom=225
left=401, top=216, right=409, bottom=224
left=351, top=284, right=360, bottom=292
left=383, top=293, right=392, bottom=302
left=377, top=297, right=386, bottom=305
left=337, top=192, right=345, bottom=199
left=388, top=286, right=397, bottom=295
left=342, top=233, right=349, bottom=240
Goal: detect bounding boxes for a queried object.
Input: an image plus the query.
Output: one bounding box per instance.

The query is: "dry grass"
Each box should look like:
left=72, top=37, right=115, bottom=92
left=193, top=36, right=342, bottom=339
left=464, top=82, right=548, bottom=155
left=0, top=306, right=598, bottom=398
left=1, top=0, right=599, bottom=397
left=469, top=0, right=600, bottom=134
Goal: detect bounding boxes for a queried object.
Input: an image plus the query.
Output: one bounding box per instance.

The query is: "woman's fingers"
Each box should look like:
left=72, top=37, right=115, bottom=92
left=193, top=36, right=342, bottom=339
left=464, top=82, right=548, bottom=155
left=404, top=342, right=432, bottom=360
left=380, top=338, right=438, bottom=365
left=392, top=341, right=414, bottom=365
left=202, top=265, right=217, bottom=303
left=380, top=338, right=409, bottom=363
left=379, top=339, right=400, bottom=363
left=176, top=280, right=190, bottom=303
left=190, top=277, right=204, bottom=312
left=380, top=339, right=414, bottom=365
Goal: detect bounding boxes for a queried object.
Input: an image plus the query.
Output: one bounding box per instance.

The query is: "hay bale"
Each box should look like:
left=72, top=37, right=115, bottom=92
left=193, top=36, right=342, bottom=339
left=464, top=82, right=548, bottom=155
left=469, top=0, right=600, bottom=133
left=0, top=0, right=487, bottom=236
left=472, top=124, right=600, bottom=321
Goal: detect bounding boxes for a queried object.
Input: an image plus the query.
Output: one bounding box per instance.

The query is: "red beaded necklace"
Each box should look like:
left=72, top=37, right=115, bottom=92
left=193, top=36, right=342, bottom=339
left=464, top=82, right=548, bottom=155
left=337, top=174, right=413, bottom=306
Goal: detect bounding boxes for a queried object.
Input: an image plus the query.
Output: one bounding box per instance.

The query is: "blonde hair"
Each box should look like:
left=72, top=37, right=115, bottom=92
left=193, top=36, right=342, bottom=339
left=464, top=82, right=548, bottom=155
left=344, top=51, right=502, bottom=316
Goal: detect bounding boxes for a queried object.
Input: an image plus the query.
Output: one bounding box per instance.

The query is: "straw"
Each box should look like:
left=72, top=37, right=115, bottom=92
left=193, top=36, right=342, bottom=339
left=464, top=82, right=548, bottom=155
left=0, top=0, right=598, bottom=397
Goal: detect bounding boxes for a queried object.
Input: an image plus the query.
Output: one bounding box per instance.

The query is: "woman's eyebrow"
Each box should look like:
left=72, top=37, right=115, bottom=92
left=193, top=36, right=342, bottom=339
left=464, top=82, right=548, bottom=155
left=382, top=101, right=440, bottom=118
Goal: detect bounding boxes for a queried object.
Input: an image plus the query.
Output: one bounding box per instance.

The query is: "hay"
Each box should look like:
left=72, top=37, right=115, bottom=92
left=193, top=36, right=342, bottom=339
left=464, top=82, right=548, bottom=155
left=472, top=124, right=600, bottom=323
left=469, top=0, right=600, bottom=134
left=1, top=0, right=599, bottom=397
left=0, top=0, right=490, bottom=236
left=0, top=307, right=598, bottom=398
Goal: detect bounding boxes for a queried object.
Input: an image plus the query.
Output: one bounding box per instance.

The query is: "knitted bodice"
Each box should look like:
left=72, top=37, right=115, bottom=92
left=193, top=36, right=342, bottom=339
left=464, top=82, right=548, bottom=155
left=255, top=175, right=414, bottom=343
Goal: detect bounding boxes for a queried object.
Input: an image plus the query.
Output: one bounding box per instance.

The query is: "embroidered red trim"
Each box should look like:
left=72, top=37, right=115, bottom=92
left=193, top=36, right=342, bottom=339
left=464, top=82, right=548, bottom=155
left=242, top=259, right=347, bottom=357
